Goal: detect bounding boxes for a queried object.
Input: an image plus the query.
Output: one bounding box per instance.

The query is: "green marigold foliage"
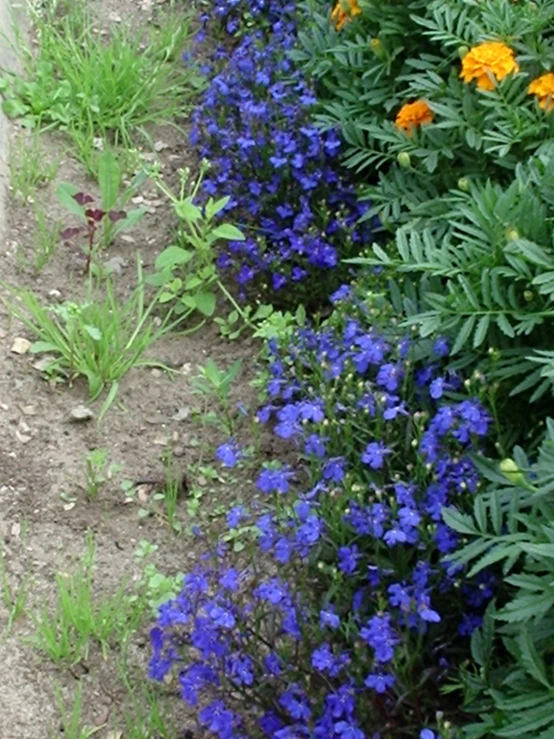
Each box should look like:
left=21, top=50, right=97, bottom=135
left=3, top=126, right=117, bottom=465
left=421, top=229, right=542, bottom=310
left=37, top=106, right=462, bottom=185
left=444, top=418, right=554, bottom=737
left=356, top=154, right=554, bottom=405
left=295, top=0, right=554, bottom=225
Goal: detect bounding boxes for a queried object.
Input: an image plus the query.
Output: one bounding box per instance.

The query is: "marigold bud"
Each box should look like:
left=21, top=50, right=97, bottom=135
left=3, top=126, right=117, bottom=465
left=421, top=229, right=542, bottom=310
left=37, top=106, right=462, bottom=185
left=458, top=45, right=469, bottom=59
left=506, top=228, right=519, bottom=241
left=458, top=177, right=470, bottom=191
left=524, top=289, right=534, bottom=302
left=397, top=151, right=411, bottom=168
left=370, top=37, right=385, bottom=58
left=499, top=458, right=527, bottom=487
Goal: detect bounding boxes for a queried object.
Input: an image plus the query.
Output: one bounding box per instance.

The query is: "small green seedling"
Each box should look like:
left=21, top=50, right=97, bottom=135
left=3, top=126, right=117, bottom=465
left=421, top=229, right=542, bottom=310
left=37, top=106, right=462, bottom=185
left=83, top=448, right=121, bottom=499
left=192, top=358, right=242, bottom=434
left=115, top=676, right=178, bottom=739
left=154, top=450, right=183, bottom=533
left=0, top=547, right=31, bottom=637
left=133, top=540, right=184, bottom=617
left=54, top=682, right=104, bottom=739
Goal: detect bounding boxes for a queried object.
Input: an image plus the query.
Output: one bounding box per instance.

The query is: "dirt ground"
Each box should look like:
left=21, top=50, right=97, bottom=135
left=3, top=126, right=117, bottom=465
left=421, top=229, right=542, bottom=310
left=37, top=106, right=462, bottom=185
left=0, top=2, right=260, bottom=737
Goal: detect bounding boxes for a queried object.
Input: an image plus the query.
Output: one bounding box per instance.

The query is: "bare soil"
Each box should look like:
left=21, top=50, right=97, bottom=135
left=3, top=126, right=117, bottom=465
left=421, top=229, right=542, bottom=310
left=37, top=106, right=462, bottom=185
left=0, top=2, right=260, bottom=737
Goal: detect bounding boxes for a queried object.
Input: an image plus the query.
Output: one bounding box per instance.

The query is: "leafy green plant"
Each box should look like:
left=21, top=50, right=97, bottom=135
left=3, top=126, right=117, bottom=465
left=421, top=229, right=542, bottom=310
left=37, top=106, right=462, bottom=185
left=133, top=540, right=184, bottom=616
left=191, top=358, right=243, bottom=435
left=3, top=257, right=179, bottom=414
left=443, top=419, right=554, bottom=737
left=0, top=2, right=203, bottom=168
left=147, top=163, right=249, bottom=321
left=57, top=148, right=146, bottom=272
left=30, top=532, right=145, bottom=664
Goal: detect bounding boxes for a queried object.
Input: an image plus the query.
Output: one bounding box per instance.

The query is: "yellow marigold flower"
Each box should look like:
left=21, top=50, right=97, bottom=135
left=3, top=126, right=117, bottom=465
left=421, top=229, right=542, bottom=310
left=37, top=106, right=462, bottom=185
left=331, top=0, right=362, bottom=31
left=395, top=100, right=434, bottom=136
left=528, top=72, right=554, bottom=111
left=460, top=41, right=519, bottom=91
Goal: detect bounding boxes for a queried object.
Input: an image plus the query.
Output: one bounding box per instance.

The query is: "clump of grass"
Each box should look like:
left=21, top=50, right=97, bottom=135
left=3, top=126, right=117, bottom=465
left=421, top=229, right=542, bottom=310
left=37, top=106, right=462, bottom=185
left=8, top=132, right=59, bottom=201
left=1, top=2, right=204, bottom=169
left=54, top=682, right=104, bottom=739
left=29, top=531, right=146, bottom=665
left=33, top=203, right=62, bottom=271
left=3, top=257, right=179, bottom=416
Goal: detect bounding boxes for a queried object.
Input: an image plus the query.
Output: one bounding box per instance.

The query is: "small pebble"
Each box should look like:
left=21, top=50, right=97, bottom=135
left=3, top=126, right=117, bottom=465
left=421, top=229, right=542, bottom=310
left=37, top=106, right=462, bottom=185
left=69, top=405, right=94, bottom=423
left=11, top=337, right=31, bottom=355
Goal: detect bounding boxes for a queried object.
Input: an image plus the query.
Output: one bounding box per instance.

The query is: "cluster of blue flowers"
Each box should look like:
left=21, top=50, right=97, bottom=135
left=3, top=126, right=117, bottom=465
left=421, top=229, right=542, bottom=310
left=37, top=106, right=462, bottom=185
left=190, top=1, right=373, bottom=296
left=149, top=279, right=495, bottom=738
left=213, top=0, right=286, bottom=34
left=147, top=3, right=499, bottom=736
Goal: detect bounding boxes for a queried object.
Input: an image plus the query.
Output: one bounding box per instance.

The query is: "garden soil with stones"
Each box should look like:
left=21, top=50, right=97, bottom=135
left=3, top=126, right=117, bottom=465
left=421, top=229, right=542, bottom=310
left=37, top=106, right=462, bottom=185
left=0, top=2, right=258, bottom=737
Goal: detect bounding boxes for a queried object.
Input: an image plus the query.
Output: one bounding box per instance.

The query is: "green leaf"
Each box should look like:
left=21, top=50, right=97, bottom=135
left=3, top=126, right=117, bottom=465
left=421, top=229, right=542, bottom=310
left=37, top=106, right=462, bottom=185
left=441, top=506, right=478, bottom=535
left=517, top=629, right=551, bottom=688
left=56, top=183, right=86, bottom=219
left=145, top=269, right=172, bottom=287
left=205, top=196, right=230, bottom=219
left=98, top=149, right=121, bottom=211
left=113, top=208, right=145, bottom=236
left=194, top=292, right=216, bottom=317
left=520, top=543, right=554, bottom=559
left=452, top=315, right=476, bottom=354
left=296, top=304, right=306, bottom=325
left=30, top=341, right=59, bottom=353
left=174, top=199, right=202, bottom=222
left=211, top=224, right=246, bottom=241
left=2, top=97, right=28, bottom=118
left=84, top=325, right=102, bottom=341
left=473, top=314, right=490, bottom=348
left=98, top=381, right=120, bottom=424
left=495, top=699, right=554, bottom=736
left=154, top=246, right=193, bottom=271
left=467, top=543, right=520, bottom=578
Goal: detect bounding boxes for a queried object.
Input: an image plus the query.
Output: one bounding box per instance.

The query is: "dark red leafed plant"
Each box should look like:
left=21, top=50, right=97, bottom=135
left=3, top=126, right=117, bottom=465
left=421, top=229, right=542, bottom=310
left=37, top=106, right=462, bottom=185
left=60, top=192, right=127, bottom=273
left=56, top=149, right=146, bottom=274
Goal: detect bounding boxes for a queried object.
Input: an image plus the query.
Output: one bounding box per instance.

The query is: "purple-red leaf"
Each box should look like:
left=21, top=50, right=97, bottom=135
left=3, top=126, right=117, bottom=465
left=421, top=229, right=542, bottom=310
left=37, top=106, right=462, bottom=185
left=60, top=226, right=84, bottom=240
left=74, top=192, right=94, bottom=205
left=108, top=210, right=127, bottom=223
left=85, top=208, right=106, bottom=222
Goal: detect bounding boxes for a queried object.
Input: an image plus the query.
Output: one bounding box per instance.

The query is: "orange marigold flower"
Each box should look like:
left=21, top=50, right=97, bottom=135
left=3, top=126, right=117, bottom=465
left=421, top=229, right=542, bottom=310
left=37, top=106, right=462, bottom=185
left=528, top=72, right=554, bottom=111
left=460, top=41, right=519, bottom=91
left=331, top=0, right=362, bottom=31
left=395, top=100, right=434, bottom=135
